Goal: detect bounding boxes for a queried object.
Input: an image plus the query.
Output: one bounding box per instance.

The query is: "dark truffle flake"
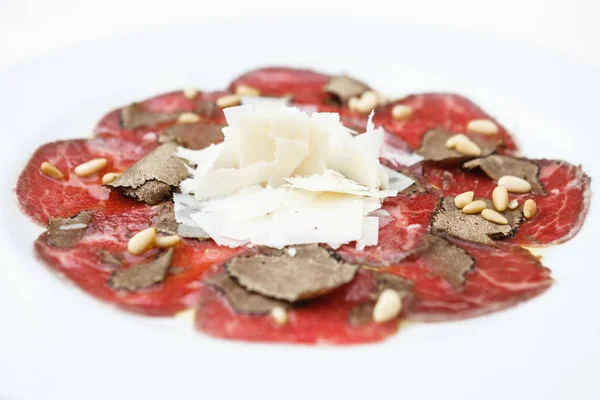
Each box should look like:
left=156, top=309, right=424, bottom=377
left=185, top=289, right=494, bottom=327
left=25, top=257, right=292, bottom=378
left=417, top=128, right=501, bottom=162
left=418, top=234, right=474, bottom=290
left=159, top=122, right=224, bottom=150
left=120, top=103, right=181, bottom=130
left=152, top=201, right=178, bottom=235
left=107, top=142, right=188, bottom=205
left=323, top=75, right=369, bottom=105
left=204, top=272, right=289, bottom=314
left=226, top=244, right=358, bottom=302
left=110, top=248, right=174, bottom=291
left=463, top=155, right=545, bottom=194
left=47, top=210, right=93, bottom=248
left=432, top=197, right=523, bottom=245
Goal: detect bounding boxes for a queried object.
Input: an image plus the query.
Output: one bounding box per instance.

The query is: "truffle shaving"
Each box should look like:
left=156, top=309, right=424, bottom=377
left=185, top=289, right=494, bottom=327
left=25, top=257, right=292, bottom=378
left=418, top=235, right=474, bottom=290
left=159, top=122, right=224, bottom=150
left=226, top=244, right=358, bottom=302
left=107, top=142, right=188, bottom=204
left=110, top=248, right=173, bottom=291
left=152, top=201, right=178, bottom=235
left=47, top=210, right=93, bottom=248
left=417, top=128, right=500, bottom=161
left=463, top=155, right=545, bottom=194
left=432, top=197, right=523, bottom=245
left=203, top=272, right=289, bottom=314
left=323, top=75, right=369, bottom=104
left=120, top=103, right=180, bottom=129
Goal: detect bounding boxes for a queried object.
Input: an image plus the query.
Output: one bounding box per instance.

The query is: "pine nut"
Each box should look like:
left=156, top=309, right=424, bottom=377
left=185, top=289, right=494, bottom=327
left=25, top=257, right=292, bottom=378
left=454, top=191, right=475, bottom=209
left=350, top=90, right=381, bottom=114
left=498, top=175, right=532, bottom=193
left=74, top=158, right=107, bottom=177
left=216, top=94, right=241, bottom=109
left=446, top=134, right=469, bottom=149
left=101, top=172, right=122, bottom=184
left=178, top=112, right=201, bottom=124
left=40, top=161, right=65, bottom=180
left=127, top=227, right=157, bottom=255
left=481, top=209, right=509, bottom=225
left=155, top=235, right=180, bottom=248
left=508, top=199, right=519, bottom=209
left=391, top=104, right=413, bottom=120
left=271, top=307, right=288, bottom=326
left=235, top=84, right=260, bottom=97
left=467, top=119, right=499, bottom=135
left=455, top=138, right=482, bottom=157
left=523, top=199, right=537, bottom=219
left=183, top=88, right=199, bottom=99
left=462, top=200, right=487, bottom=214
left=492, top=186, right=509, bottom=211
left=373, top=289, right=402, bottom=323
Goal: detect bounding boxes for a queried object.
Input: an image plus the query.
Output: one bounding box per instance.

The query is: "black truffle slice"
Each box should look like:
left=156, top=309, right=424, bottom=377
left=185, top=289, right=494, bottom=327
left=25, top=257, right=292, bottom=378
left=47, top=210, right=93, bottom=248
left=120, top=103, right=181, bottom=129
left=152, top=201, right=178, bottom=235
left=159, top=122, right=224, bottom=150
left=417, top=128, right=501, bottom=161
left=225, top=244, right=358, bottom=302
left=203, top=272, right=289, bottom=314
left=418, top=234, right=474, bottom=290
left=107, top=142, right=188, bottom=204
left=323, top=75, right=369, bottom=104
left=432, top=197, right=523, bottom=246
left=109, top=248, right=173, bottom=291
left=463, top=155, right=545, bottom=194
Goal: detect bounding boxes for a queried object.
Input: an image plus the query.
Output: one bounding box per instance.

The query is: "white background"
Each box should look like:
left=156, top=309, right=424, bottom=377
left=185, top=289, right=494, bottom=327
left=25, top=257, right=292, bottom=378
left=1, top=0, right=600, bottom=69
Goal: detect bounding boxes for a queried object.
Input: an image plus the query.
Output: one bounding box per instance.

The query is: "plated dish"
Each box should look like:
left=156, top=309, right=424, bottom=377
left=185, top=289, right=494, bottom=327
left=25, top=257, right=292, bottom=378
left=15, top=66, right=591, bottom=344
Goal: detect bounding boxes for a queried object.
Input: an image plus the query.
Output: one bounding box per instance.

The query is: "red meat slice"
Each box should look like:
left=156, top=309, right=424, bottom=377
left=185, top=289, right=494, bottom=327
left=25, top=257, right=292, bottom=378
left=414, top=159, right=591, bottom=246
left=337, top=193, right=439, bottom=266
left=34, top=207, right=247, bottom=316
left=94, top=90, right=229, bottom=143
left=373, top=94, right=519, bottom=154
left=228, top=66, right=331, bottom=104
left=16, top=138, right=155, bottom=226
left=385, top=240, right=552, bottom=321
left=195, top=268, right=401, bottom=344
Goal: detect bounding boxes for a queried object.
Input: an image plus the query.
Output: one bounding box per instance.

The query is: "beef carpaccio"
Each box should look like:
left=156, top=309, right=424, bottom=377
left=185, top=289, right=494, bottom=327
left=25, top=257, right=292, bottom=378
left=15, top=66, right=591, bottom=345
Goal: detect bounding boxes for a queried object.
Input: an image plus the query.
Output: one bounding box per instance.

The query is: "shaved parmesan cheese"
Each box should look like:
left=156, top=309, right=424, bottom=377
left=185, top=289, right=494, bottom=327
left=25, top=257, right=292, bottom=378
left=175, top=104, right=415, bottom=249
left=356, top=216, right=379, bottom=251
left=269, top=138, right=309, bottom=186
left=285, top=170, right=396, bottom=199
left=380, top=141, right=424, bottom=167
left=381, top=166, right=415, bottom=192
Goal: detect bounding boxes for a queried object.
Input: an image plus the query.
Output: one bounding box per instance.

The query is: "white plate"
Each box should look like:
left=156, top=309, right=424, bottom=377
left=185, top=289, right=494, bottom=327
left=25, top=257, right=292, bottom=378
left=0, top=19, right=598, bottom=400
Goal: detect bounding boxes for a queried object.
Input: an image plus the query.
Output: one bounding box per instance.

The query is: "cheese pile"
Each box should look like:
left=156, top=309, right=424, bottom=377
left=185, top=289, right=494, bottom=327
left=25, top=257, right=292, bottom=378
left=174, top=104, right=414, bottom=249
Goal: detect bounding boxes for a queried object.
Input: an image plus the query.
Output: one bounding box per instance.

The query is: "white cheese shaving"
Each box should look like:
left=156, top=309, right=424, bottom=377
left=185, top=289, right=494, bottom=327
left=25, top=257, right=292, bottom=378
left=174, top=105, right=415, bottom=249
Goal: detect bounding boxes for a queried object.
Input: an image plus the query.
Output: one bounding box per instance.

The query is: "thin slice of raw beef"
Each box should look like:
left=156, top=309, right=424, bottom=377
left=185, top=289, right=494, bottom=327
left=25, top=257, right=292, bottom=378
left=413, top=159, right=591, bottom=245
left=337, top=193, right=439, bottom=266
left=195, top=267, right=402, bottom=344
left=16, top=138, right=155, bottom=225
left=228, top=66, right=331, bottom=104
left=34, top=206, right=247, bottom=316
left=373, top=94, right=519, bottom=154
left=385, top=239, right=552, bottom=321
